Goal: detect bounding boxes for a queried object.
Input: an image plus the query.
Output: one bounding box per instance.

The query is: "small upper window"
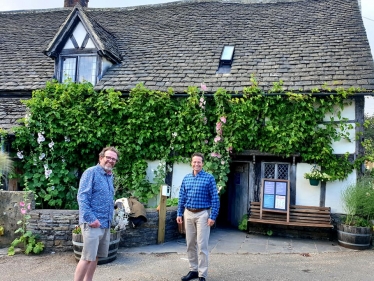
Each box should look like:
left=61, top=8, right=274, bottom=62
left=61, top=55, right=97, bottom=85
left=217, top=45, right=235, bottom=74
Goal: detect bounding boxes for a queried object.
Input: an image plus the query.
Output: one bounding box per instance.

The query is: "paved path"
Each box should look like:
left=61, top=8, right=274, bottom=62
left=122, top=227, right=357, bottom=255
left=1, top=228, right=372, bottom=281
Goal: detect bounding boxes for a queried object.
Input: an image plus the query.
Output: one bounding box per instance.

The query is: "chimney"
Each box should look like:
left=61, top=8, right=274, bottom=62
left=64, top=0, right=89, bottom=8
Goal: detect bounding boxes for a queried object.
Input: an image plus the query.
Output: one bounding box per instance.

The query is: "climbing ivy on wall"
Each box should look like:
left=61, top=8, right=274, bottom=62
left=9, top=79, right=362, bottom=209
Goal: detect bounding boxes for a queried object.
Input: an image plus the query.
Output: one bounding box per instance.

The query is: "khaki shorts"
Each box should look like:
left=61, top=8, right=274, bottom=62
left=80, top=223, right=110, bottom=261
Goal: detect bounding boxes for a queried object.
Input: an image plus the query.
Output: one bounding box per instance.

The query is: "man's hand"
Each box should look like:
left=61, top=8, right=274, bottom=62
left=88, top=219, right=101, bottom=228
left=176, top=216, right=183, bottom=224
left=207, top=218, right=215, bottom=227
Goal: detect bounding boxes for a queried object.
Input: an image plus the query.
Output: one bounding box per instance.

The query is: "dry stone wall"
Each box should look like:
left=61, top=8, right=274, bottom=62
left=0, top=191, right=181, bottom=251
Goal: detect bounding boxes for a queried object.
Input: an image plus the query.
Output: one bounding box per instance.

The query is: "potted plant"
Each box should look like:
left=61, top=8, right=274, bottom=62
left=304, top=166, right=331, bottom=186
left=338, top=175, right=374, bottom=250
left=72, top=207, right=129, bottom=264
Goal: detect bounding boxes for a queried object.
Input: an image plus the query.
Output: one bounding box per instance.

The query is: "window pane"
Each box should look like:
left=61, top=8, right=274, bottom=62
left=221, top=46, right=234, bottom=60
left=62, top=57, right=76, bottom=83
left=78, top=56, right=97, bottom=85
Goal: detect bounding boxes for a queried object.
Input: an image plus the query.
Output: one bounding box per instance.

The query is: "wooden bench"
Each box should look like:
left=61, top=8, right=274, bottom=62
left=248, top=201, right=333, bottom=229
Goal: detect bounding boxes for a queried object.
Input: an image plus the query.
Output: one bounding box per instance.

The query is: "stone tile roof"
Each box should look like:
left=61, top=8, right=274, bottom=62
left=0, top=0, right=373, bottom=94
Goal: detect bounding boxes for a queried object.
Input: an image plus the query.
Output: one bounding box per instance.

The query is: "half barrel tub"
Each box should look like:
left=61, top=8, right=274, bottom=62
left=72, top=231, right=121, bottom=265
left=337, top=224, right=372, bottom=250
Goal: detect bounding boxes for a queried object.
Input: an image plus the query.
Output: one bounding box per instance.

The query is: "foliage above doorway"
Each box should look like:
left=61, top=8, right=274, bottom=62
left=8, top=78, right=363, bottom=209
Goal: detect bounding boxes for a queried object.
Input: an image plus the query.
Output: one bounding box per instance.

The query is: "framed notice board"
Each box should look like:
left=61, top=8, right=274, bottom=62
left=260, top=178, right=290, bottom=221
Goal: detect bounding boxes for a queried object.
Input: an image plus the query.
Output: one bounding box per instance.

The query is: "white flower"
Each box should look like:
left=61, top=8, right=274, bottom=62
left=64, top=136, right=70, bottom=142
left=17, top=151, right=24, bottom=159
left=48, top=141, right=54, bottom=148
left=45, top=169, right=52, bottom=179
left=37, top=133, right=45, bottom=144
left=39, top=153, right=45, bottom=160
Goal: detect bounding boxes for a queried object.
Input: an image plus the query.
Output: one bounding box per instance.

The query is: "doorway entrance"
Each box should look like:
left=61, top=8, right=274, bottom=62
left=217, top=162, right=250, bottom=228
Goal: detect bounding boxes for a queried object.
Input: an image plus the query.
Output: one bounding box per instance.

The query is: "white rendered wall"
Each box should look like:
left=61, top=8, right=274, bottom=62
left=145, top=160, right=161, bottom=207
left=323, top=100, right=355, bottom=121
left=170, top=162, right=191, bottom=198
left=296, top=163, right=357, bottom=213
left=323, top=101, right=356, bottom=154
left=63, top=22, right=96, bottom=49
left=296, top=163, right=321, bottom=206
left=145, top=160, right=191, bottom=205
left=101, top=58, right=113, bottom=77
left=325, top=171, right=357, bottom=214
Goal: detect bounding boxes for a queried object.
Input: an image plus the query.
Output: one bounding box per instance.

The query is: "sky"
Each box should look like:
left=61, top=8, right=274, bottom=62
left=1, top=0, right=374, bottom=112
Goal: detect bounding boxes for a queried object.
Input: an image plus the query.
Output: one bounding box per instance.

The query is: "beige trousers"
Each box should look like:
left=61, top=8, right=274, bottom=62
left=184, top=209, right=210, bottom=278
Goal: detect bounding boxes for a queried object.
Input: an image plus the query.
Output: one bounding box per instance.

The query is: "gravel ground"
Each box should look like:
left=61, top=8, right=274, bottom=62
left=0, top=250, right=373, bottom=281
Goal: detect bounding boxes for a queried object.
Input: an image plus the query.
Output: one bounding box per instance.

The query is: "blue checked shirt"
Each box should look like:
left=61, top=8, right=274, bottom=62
left=177, top=169, right=220, bottom=220
left=77, top=164, right=115, bottom=228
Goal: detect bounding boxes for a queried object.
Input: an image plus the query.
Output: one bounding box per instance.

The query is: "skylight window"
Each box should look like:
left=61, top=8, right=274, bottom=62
left=217, top=45, right=235, bottom=74
left=221, top=46, right=235, bottom=61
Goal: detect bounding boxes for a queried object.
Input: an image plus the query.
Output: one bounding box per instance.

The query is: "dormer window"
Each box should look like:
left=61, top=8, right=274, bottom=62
left=44, top=6, right=122, bottom=87
left=217, top=45, right=235, bottom=74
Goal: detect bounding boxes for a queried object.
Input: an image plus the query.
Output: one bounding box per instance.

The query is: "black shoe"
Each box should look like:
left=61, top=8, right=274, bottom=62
left=181, top=271, right=198, bottom=281
left=199, top=278, right=206, bottom=281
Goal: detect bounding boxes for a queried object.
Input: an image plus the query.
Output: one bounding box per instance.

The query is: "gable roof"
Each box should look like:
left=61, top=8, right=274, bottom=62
left=44, top=4, right=122, bottom=64
left=0, top=0, right=373, bottom=94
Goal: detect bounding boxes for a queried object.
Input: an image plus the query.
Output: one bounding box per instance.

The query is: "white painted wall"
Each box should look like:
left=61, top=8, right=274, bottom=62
left=296, top=163, right=321, bottom=206
left=323, top=100, right=355, bottom=121
left=62, top=22, right=96, bottom=49
left=170, top=162, right=191, bottom=198
left=332, top=125, right=356, bottom=154
left=145, top=160, right=161, bottom=207
left=296, top=163, right=357, bottom=213
left=365, top=96, right=374, bottom=116
left=325, top=171, right=357, bottom=213
left=145, top=160, right=190, bottom=206
left=101, top=58, right=113, bottom=77
left=322, top=101, right=356, bottom=154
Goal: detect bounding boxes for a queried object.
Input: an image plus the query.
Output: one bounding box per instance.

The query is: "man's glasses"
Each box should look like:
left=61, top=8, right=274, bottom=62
left=104, top=155, right=118, bottom=162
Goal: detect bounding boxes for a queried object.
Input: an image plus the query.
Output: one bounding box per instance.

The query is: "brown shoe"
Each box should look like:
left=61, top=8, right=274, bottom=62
left=181, top=271, right=198, bottom=281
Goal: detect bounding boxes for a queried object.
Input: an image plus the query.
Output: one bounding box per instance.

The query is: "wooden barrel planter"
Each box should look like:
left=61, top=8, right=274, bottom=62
left=337, top=224, right=372, bottom=250
left=72, top=231, right=121, bottom=265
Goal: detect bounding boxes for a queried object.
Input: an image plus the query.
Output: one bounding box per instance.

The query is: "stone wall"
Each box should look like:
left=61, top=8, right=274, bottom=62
left=0, top=191, right=34, bottom=246
left=26, top=207, right=181, bottom=252
left=0, top=191, right=181, bottom=251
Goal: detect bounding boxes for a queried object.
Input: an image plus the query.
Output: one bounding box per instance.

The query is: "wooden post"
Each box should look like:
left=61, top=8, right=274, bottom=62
left=8, top=178, right=18, bottom=191
left=157, top=185, right=167, bottom=244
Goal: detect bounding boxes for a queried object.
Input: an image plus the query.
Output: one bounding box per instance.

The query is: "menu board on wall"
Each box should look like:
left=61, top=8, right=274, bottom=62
left=261, top=179, right=289, bottom=212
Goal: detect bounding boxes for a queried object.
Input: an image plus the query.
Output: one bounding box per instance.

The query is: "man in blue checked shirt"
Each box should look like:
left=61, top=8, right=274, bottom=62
left=74, top=146, right=119, bottom=281
left=177, top=152, right=220, bottom=281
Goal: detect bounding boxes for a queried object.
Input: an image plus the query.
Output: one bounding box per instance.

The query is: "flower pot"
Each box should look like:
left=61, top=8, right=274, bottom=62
left=72, top=231, right=121, bottom=265
left=309, top=179, right=320, bottom=186
left=337, top=224, right=372, bottom=250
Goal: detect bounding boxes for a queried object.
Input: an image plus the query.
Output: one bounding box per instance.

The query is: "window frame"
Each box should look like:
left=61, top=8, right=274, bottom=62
left=59, top=53, right=99, bottom=85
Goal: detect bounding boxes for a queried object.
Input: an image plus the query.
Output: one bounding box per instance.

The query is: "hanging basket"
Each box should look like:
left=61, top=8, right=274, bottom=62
left=309, top=179, right=320, bottom=186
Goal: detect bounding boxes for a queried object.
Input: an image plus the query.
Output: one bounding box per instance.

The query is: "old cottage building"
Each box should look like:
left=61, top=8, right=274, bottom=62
left=0, top=0, right=374, bottom=228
